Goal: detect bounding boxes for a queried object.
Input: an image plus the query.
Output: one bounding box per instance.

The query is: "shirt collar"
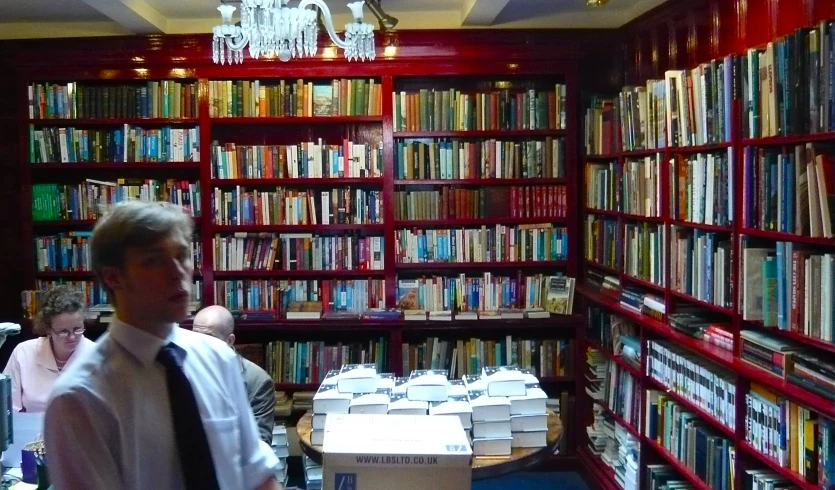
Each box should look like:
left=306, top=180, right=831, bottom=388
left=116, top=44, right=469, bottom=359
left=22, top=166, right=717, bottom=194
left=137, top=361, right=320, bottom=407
left=35, top=337, right=58, bottom=371
left=109, top=317, right=178, bottom=367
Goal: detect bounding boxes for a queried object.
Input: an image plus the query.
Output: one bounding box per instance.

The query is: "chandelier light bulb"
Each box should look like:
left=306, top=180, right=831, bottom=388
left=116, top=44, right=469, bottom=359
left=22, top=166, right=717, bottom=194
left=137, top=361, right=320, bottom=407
left=212, top=0, right=377, bottom=64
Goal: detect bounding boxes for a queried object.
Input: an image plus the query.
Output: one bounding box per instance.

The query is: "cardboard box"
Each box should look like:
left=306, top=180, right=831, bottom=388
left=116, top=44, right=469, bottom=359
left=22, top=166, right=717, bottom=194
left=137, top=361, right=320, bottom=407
left=323, top=414, right=472, bottom=490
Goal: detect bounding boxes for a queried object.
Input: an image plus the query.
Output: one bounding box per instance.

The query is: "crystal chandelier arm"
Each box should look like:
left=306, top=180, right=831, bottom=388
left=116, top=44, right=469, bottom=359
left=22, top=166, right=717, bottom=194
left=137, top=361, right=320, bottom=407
left=223, top=33, right=250, bottom=51
left=297, top=0, right=353, bottom=50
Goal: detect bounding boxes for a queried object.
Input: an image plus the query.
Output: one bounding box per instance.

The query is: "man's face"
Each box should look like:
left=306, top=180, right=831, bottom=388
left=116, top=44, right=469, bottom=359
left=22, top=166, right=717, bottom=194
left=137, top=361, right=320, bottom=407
left=106, top=231, right=193, bottom=324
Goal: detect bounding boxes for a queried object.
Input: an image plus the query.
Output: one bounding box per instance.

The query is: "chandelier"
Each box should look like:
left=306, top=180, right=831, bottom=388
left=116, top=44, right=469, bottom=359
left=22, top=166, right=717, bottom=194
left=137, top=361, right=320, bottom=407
left=212, top=0, right=376, bottom=64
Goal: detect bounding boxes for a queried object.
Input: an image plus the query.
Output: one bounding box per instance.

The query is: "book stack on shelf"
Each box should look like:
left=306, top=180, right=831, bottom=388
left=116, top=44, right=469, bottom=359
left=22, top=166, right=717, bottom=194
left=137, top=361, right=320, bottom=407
left=303, top=454, right=322, bottom=490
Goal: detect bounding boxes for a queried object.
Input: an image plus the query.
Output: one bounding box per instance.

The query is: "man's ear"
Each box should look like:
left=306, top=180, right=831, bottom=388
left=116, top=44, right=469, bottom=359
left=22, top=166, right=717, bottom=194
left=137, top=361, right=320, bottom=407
left=100, top=266, right=124, bottom=294
left=227, top=333, right=236, bottom=347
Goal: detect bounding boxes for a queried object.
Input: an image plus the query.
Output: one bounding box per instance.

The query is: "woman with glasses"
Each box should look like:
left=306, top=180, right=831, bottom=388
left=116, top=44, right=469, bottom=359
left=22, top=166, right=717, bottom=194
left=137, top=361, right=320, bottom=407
left=2, top=285, right=95, bottom=412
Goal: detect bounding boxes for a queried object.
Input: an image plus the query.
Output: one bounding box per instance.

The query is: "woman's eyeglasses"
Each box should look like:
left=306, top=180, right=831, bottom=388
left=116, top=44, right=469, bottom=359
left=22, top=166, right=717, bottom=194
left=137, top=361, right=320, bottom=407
left=52, top=327, right=86, bottom=338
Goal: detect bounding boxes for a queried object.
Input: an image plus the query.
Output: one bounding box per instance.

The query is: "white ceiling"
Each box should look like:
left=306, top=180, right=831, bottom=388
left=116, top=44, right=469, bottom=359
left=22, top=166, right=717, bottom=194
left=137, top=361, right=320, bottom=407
left=0, top=0, right=669, bottom=39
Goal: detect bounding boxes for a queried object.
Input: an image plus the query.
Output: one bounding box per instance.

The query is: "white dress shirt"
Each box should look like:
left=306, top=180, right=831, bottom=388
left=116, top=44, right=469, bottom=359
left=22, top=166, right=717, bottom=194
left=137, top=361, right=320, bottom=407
left=2, top=336, right=96, bottom=412
left=44, top=318, right=278, bottom=490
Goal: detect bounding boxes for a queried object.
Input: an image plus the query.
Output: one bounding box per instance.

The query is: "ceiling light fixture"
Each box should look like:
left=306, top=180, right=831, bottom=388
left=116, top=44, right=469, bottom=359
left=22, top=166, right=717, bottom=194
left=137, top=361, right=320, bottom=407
left=587, top=0, right=611, bottom=6
left=212, top=0, right=376, bottom=64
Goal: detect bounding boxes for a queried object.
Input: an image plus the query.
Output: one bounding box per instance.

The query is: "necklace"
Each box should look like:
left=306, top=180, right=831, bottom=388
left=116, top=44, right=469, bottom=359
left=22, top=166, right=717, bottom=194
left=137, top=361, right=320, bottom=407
left=55, top=358, right=67, bottom=371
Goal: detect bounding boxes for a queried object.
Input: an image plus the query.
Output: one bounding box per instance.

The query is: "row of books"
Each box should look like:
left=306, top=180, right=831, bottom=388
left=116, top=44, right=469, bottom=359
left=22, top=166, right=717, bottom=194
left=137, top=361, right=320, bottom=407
left=742, top=143, right=835, bottom=238
left=263, top=340, right=386, bottom=384
left=645, top=390, right=734, bottom=490
left=672, top=151, right=734, bottom=226
left=584, top=96, right=618, bottom=156
left=741, top=24, right=835, bottom=139
left=647, top=340, right=737, bottom=432
left=585, top=216, right=620, bottom=270
left=741, top=243, right=835, bottom=340
left=645, top=464, right=695, bottom=490
left=395, top=138, right=565, bottom=180
left=212, top=234, right=384, bottom=272
left=207, top=79, right=383, bottom=118
left=213, top=279, right=386, bottom=313
left=23, top=279, right=204, bottom=318
left=394, top=225, right=569, bottom=264
left=395, top=273, right=574, bottom=314
left=394, top=185, right=568, bottom=221
left=585, top=161, right=618, bottom=211
left=35, top=234, right=202, bottom=272
left=401, top=337, right=572, bottom=379
left=28, top=81, right=198, bottom=120
left=622, top=156, right=662, bottom=218
left=29, top=126, right=200, bottom=164
left=210, top=187, right=383, bottom=226
left=620, top=80, right=668, bottom=151
left=604, top=362, right=641, bottom=432
left=32, top=180, right=201, bottom=221
left=392, top=86, right=567, bottom=132
left=623, top=222, right=665, bottom=287
left=670, top=230, right=733, bottom=309
left=744, top=383, right=832, bottom=484
left=211, top=140, right=383, bottom=180
left=586, top=410, right=638, bottom=488
left=739, top=330, right=835, bottom=403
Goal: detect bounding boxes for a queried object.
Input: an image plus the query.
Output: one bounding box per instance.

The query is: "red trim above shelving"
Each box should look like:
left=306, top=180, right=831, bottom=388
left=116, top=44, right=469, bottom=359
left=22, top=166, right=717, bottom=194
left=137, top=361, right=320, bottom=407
left=741, top=227, right=835, bottom=246
left=620, top=274, right=665, bottom=294
left=584, top=208, right=619, bottom=217
left=393, top=178, right=567, bottom=186
left=394, top=217, right=566, bottom=227
left=210, top=177, right=384, bottom=186
left=669, top=290, right=734, bottom=316
left=30, top=162, right=200, bottom=170
left=395, top=260, right=568, bottom=270
left=622, top=213, right=664, bottom=223
left=211, top=116, right=383, bottom=124
left=211, top=224, right=385, bottom=232
left=668, top=142, right=733, bottom=153
left=29, top=118, right=198, bottom=125
left=392, top=129, right=565, bottom=138
left=670, top=220, right=733, bottom=233
left=213, top=269, right=386, bottom=278
left=737, top=442, right=819, bottom=490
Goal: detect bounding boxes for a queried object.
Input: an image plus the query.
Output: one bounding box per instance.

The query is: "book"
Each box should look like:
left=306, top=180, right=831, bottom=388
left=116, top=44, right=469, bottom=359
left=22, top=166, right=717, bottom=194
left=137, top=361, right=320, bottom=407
left=348, top=388, right=391, bottom=415
left=337, top=363, right=378, bottom=394
left=407, top=369, right=449, bottom=402
left=482, top=366, right=527, bottom=397
left=544, top=276, right=575, bottom=314
left=312, top=84, right=333, bottom=116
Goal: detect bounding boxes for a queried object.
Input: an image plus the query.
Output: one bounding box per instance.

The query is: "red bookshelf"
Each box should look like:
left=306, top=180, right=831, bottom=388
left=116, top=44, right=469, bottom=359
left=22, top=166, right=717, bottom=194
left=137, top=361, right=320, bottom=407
left=210, top=177, right=384, bottom=186
left=668, top=290, right=734, bottom=316
left=30, top=162, right=201, bottom=170
left=734, top=361, right=835, bottom=420
left=670, top=220, right=734, bottom=233
left=584, top=260, right=620, bottom=276
left=395, top=260, right=568, bottom=270
left=668, top=142, right=733, bottom=153
left=32, top=219, right=98, bottom=228
left=274, top=382, right=320, bottom=391
left=393, top=178, right=567, bottom=186
left=394, top=217, right=567, bottom=227
left=392, top=129, right=565, bottom=138
left=586, top=338, right=642, bottom=379
left=740, top=131, right=835, bottom=146
left=620, top=274, right=665, bottom=294
left=584, top=208, right=619, bottom=217
left=740, top=227, right=835, bottom=246
left=211, top=116, right=383, bottom=124
left=583, top=154, right=619, bottom=160
left=212, top=269, right=386, bottom=278
left=29, top=118, right=199, bottom=125
left=211, top=224, right=385, bottom=232
left=737, top=442, right=819, bottom=490
left=743, top=320, right=835, bottom=354
left=621, top=213, right=664, bottom=223
left=34, top=271, right=95, bottom=278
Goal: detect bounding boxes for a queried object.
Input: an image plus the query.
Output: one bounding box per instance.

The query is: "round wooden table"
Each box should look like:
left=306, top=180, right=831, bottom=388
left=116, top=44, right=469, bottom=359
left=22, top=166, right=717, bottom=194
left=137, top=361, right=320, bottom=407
left=297, top=409, right=563, bottom=480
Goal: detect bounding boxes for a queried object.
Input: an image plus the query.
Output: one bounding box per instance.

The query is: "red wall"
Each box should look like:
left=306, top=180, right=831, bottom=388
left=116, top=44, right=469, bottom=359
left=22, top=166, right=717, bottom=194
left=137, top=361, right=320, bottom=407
left=620, top=0, right=835, bottom=85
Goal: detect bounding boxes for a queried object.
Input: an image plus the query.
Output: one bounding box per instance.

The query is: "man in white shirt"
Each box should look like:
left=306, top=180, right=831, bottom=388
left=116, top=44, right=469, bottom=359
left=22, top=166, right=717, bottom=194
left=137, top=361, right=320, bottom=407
left=44, top=201, right=283, bottom=490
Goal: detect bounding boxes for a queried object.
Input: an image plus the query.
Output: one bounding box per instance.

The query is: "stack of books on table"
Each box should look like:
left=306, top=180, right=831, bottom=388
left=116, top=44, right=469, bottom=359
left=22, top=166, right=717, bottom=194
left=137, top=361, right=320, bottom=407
left=310, top=363, right=391, bottom=445
left=303, top=454, right=322, bottom=490
left=270, top=424, right=289, bottom=487
left=309, top=364, right=551, bottom=456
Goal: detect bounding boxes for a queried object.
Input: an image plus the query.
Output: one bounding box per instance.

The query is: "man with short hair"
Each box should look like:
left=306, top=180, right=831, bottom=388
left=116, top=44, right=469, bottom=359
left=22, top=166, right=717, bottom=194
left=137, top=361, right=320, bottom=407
left=44, top=201, right=282, bottom=490
left=193, top=305, right=276, bottom=445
